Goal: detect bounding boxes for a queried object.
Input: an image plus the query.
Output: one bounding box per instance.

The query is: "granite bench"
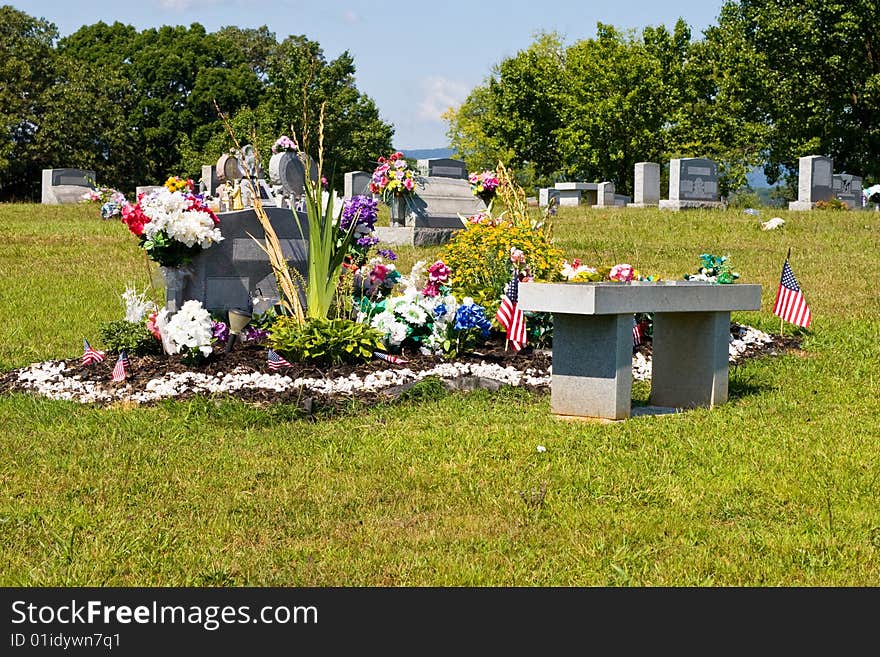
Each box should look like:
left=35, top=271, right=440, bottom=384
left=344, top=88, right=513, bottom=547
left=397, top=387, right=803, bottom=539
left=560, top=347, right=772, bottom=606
left=517, top=281, right=763, bottom=420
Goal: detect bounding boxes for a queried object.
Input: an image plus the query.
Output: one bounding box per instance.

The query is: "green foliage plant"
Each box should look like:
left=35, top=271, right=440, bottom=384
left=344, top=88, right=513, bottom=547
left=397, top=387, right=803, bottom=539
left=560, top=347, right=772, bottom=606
left=98, top=320, right=161, bottom=356
left=268, top=315, right=384, bottom=365
left=295, top=103, right=359, bottom=320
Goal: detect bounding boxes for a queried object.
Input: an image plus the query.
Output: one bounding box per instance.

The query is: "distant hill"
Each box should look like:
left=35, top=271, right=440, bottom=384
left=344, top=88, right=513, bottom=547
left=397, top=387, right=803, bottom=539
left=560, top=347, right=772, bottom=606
left=398, top=147, right=455, bottom=160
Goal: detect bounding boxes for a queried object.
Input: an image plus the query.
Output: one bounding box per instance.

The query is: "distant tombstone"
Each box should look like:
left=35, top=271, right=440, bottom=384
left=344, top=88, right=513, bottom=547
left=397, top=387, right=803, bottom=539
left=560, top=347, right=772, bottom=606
left=832, top=173, right=863, bottom=209
left=374, top=176, right=485, bottom=247
left=178, top=206, right=310, bottom=315
left=344, top=171, right=372, bottom=198
left=539, top=187, right=560, bottom=207
left=417, top=158, right=467, bottom=179
left=268, top=151, right=318, bottom=198
left=659, top=158, right=724, bottom=210
left=216, top=154, right=243, bottom=182
left=629, top=162, right=660, bottom=207
left=596, top=182, right=616, bottom=207
left=41, top=168, right=95, bottom=204
left=788, top=155, right=833, bottom=211
left=136, top=185, right=165, bottom=198
left=200, top=165, right=219, bottom=197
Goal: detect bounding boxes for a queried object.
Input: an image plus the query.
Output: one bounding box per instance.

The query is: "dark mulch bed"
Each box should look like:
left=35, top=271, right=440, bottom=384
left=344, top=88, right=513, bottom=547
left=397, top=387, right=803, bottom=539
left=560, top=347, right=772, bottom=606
left=0, top=324, right=802, bottom=414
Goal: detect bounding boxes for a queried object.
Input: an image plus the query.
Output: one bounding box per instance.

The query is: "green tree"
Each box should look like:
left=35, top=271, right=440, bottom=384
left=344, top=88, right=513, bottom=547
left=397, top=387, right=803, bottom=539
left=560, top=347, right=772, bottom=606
left=0, top=5, right=58, bottom=199
left=443, top=85, right=514, bottom=176
left=711, top=0, right=880, bottom=184
left=558, top=23, right=685, bottom=195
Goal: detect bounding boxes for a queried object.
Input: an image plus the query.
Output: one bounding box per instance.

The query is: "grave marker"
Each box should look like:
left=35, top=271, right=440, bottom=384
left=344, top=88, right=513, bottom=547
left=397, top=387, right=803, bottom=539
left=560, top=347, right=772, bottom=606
left=788, top=155, right=834, bottom=210
left=417, top=158, right=467, bottom=179
left=41, top=168, right=95, bottom=204
left=628, top=162, right=660, bottom=207
left=659, top=158, right=725, bottom=210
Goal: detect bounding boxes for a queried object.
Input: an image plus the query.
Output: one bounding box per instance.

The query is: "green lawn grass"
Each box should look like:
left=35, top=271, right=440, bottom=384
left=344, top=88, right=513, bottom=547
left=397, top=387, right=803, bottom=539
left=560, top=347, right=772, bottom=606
left=1, top=202, right=879, bottom=586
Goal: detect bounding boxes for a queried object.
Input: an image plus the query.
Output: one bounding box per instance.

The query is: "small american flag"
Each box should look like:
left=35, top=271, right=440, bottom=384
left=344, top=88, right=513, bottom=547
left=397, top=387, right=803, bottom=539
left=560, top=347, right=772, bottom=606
left=111, top=350, right=129, bottom=382
left=267, top=348, right=292, bottom=371
left=495, top=270, right=527, bottom=351
left=772, top=259, right=812, bottom=328
left=374, top=351, right=408, bottom=365
left=82, top=338, right=105, bottom=365
left=632, top=317, right=643, bottom=346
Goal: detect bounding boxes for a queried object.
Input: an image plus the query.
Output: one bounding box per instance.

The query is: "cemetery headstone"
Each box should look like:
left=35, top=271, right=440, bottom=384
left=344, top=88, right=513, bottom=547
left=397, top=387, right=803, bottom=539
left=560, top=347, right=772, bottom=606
left=200, top=165, right=219, bottom=197
left=417, top=158, right=467, bottom=179
left=628, top=162, right=661, bottom=207
left=539, top=187, right=560, bottom=208
left=177, top=206, right=309, bottom=315
left=659, top=158, right=725, bottom=210
left=136, top=185, right=165, bottom=197
left=344, top=171, right=372, bottom=199
left=375, top=177, right=485, bottom=247
left=596, top=182, right=616, bottom=207
left=216, top=154, right=243, bottom=183
left=832, top=173, right=863, bottom=209
left=41, top=168, right=96, bottom=204
left=788, top=155, right=833, bottom=211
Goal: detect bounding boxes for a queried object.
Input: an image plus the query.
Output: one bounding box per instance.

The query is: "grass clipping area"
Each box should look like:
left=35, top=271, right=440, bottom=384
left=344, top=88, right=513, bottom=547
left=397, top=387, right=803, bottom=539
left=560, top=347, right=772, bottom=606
left=0, top=202, right=879, bottom=586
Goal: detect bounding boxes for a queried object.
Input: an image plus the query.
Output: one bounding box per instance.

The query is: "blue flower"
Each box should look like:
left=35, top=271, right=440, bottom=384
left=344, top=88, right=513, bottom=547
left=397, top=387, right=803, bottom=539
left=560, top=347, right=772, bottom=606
left=454, top=302, right=491, bottom=337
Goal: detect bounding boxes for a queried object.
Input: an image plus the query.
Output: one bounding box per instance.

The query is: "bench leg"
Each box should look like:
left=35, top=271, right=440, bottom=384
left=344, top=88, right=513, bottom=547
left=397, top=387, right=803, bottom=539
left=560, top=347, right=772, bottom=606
left=650, top=311, right=730, bottom=409
left=551, top=313, right=633, bottom=420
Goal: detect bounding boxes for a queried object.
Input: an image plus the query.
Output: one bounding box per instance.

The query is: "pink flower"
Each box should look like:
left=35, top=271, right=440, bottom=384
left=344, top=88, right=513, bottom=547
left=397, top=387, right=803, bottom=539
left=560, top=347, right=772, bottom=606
left=422, top=281, right=440, bottom=297
left=146, top=312, right=161, bottom=340
left=510, top=248, right=526, bottom=266
left=403, top=177, right=414, bottom=191
left=427, top=260, right=451, bottom=283
left=609, top=263, right=634, bottom=282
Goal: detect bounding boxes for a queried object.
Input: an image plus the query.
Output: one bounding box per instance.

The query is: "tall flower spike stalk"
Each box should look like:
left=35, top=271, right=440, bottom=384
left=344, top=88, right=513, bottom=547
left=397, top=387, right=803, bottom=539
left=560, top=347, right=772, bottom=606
left=215, top=101, right=305, bottom=323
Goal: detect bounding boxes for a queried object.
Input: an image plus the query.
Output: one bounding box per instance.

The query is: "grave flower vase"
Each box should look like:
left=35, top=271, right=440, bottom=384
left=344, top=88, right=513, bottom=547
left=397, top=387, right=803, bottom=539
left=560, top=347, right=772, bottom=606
left=160, top=265, right=193, bottom=313
left=477, top=190, right=496, bottom=207
left=389, top=195, right=407, bottom=226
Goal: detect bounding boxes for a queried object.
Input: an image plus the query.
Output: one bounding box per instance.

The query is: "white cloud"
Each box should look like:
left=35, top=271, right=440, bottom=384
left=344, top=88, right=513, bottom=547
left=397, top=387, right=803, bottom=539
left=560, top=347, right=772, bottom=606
left=342, top=9, right=360, bottom=23
left=417, top=77, right=469, bottom=122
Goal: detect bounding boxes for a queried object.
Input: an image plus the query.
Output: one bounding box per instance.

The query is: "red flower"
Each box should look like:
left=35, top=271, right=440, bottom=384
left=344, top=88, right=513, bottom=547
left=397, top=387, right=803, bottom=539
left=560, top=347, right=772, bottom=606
left=121, top=203, right=149, bottom=236
left=377, top=156, right=386, bottom=164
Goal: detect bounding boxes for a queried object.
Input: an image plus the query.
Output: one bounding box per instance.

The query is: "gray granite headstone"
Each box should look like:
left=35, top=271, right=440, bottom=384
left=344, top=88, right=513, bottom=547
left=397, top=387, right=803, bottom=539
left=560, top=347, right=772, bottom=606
left=216, top=154, right=243, bottom=182
left=789, top=155, right=833, bottom=210
left=41, top=168, right=96, bottom=204
left=659, top=158, right=724, bottom=210
left=178, top=206, right=310, bottom=314
left=200, top=165, right=219, bottom=197
left=539, top=187, right=560, bottom=207
left=136, top=185, right=165, bottom=198
left=344, top=171, right=372, bottom=198
left=630, top=162, right=660, bottom=207
left=596, top=182, right=615, bottom=207
left=417, top=158, right=467, bottom=179
left=833, top=173, right=863, bottom=209
left=374, top=176, right=485, bottom=247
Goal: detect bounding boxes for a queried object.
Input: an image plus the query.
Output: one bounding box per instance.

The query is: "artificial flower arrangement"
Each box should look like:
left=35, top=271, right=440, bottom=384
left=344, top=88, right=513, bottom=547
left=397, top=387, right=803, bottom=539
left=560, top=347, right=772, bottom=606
left=559, top=260, right=656, bottom=283
left=81, top=186, right=128, bottom=219
left=271, top=135, right=298, bottom=154
left=468, top=170, right=500, bottom=203
left=152, top=299, right=219, bottom=364
left=164, top=176, right=194, bottom=194
left=121, top=187, right=223, bottom=268
left=340, top=194, right=381, bottom=263
left=683, top=253, right=739, bottom=284
left=369, top=151, right=418, bottom=202
left=356, top=259, right=492, bottom=357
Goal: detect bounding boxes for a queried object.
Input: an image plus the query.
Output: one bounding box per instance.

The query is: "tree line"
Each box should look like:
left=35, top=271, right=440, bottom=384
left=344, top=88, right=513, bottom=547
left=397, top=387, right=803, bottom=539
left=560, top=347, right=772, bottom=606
left=444, top=0, right=880, bottom=197
left=0, top=5, right=393, bottom=201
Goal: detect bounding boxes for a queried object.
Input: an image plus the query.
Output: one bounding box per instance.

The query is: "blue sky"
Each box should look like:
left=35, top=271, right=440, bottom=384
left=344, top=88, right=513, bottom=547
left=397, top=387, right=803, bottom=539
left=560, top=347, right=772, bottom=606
left=16, top=0, right=726, bottom=149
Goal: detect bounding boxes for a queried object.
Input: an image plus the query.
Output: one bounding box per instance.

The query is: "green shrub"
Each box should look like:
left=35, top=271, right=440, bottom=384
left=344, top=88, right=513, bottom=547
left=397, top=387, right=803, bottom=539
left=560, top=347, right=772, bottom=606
left=268, top=316, right=384, bottom=365
left=98, top=319, right=162, bottom=356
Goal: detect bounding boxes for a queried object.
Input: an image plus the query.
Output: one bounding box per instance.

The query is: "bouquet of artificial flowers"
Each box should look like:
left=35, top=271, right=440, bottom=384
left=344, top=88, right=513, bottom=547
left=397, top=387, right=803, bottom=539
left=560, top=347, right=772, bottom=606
left=369, top=152, right=417, bottom=202
left=121, top=188, right=223, bottom=267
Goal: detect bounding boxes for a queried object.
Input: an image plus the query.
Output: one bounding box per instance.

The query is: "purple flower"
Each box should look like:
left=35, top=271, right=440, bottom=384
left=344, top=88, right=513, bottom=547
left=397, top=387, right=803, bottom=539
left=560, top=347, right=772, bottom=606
left=243, top=326, right=268, bottom=343
left=211, top=321, right=229, bottom=343
left=378, top=248, right=398, bottom=261
left=357, top=235, right=380, bottom=248
left=341, top=195, right=379, bottom=232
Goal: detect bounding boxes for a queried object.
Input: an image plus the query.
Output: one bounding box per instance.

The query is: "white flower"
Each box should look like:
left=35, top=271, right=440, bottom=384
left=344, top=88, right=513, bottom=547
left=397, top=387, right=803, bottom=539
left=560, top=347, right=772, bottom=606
left=121, top=285, right=158, bottom=323
left=536, top=445, right=547, bottom=453
left=401, top=303, right=428, bottom=326
left=159, top=300, right=214, bottom=356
